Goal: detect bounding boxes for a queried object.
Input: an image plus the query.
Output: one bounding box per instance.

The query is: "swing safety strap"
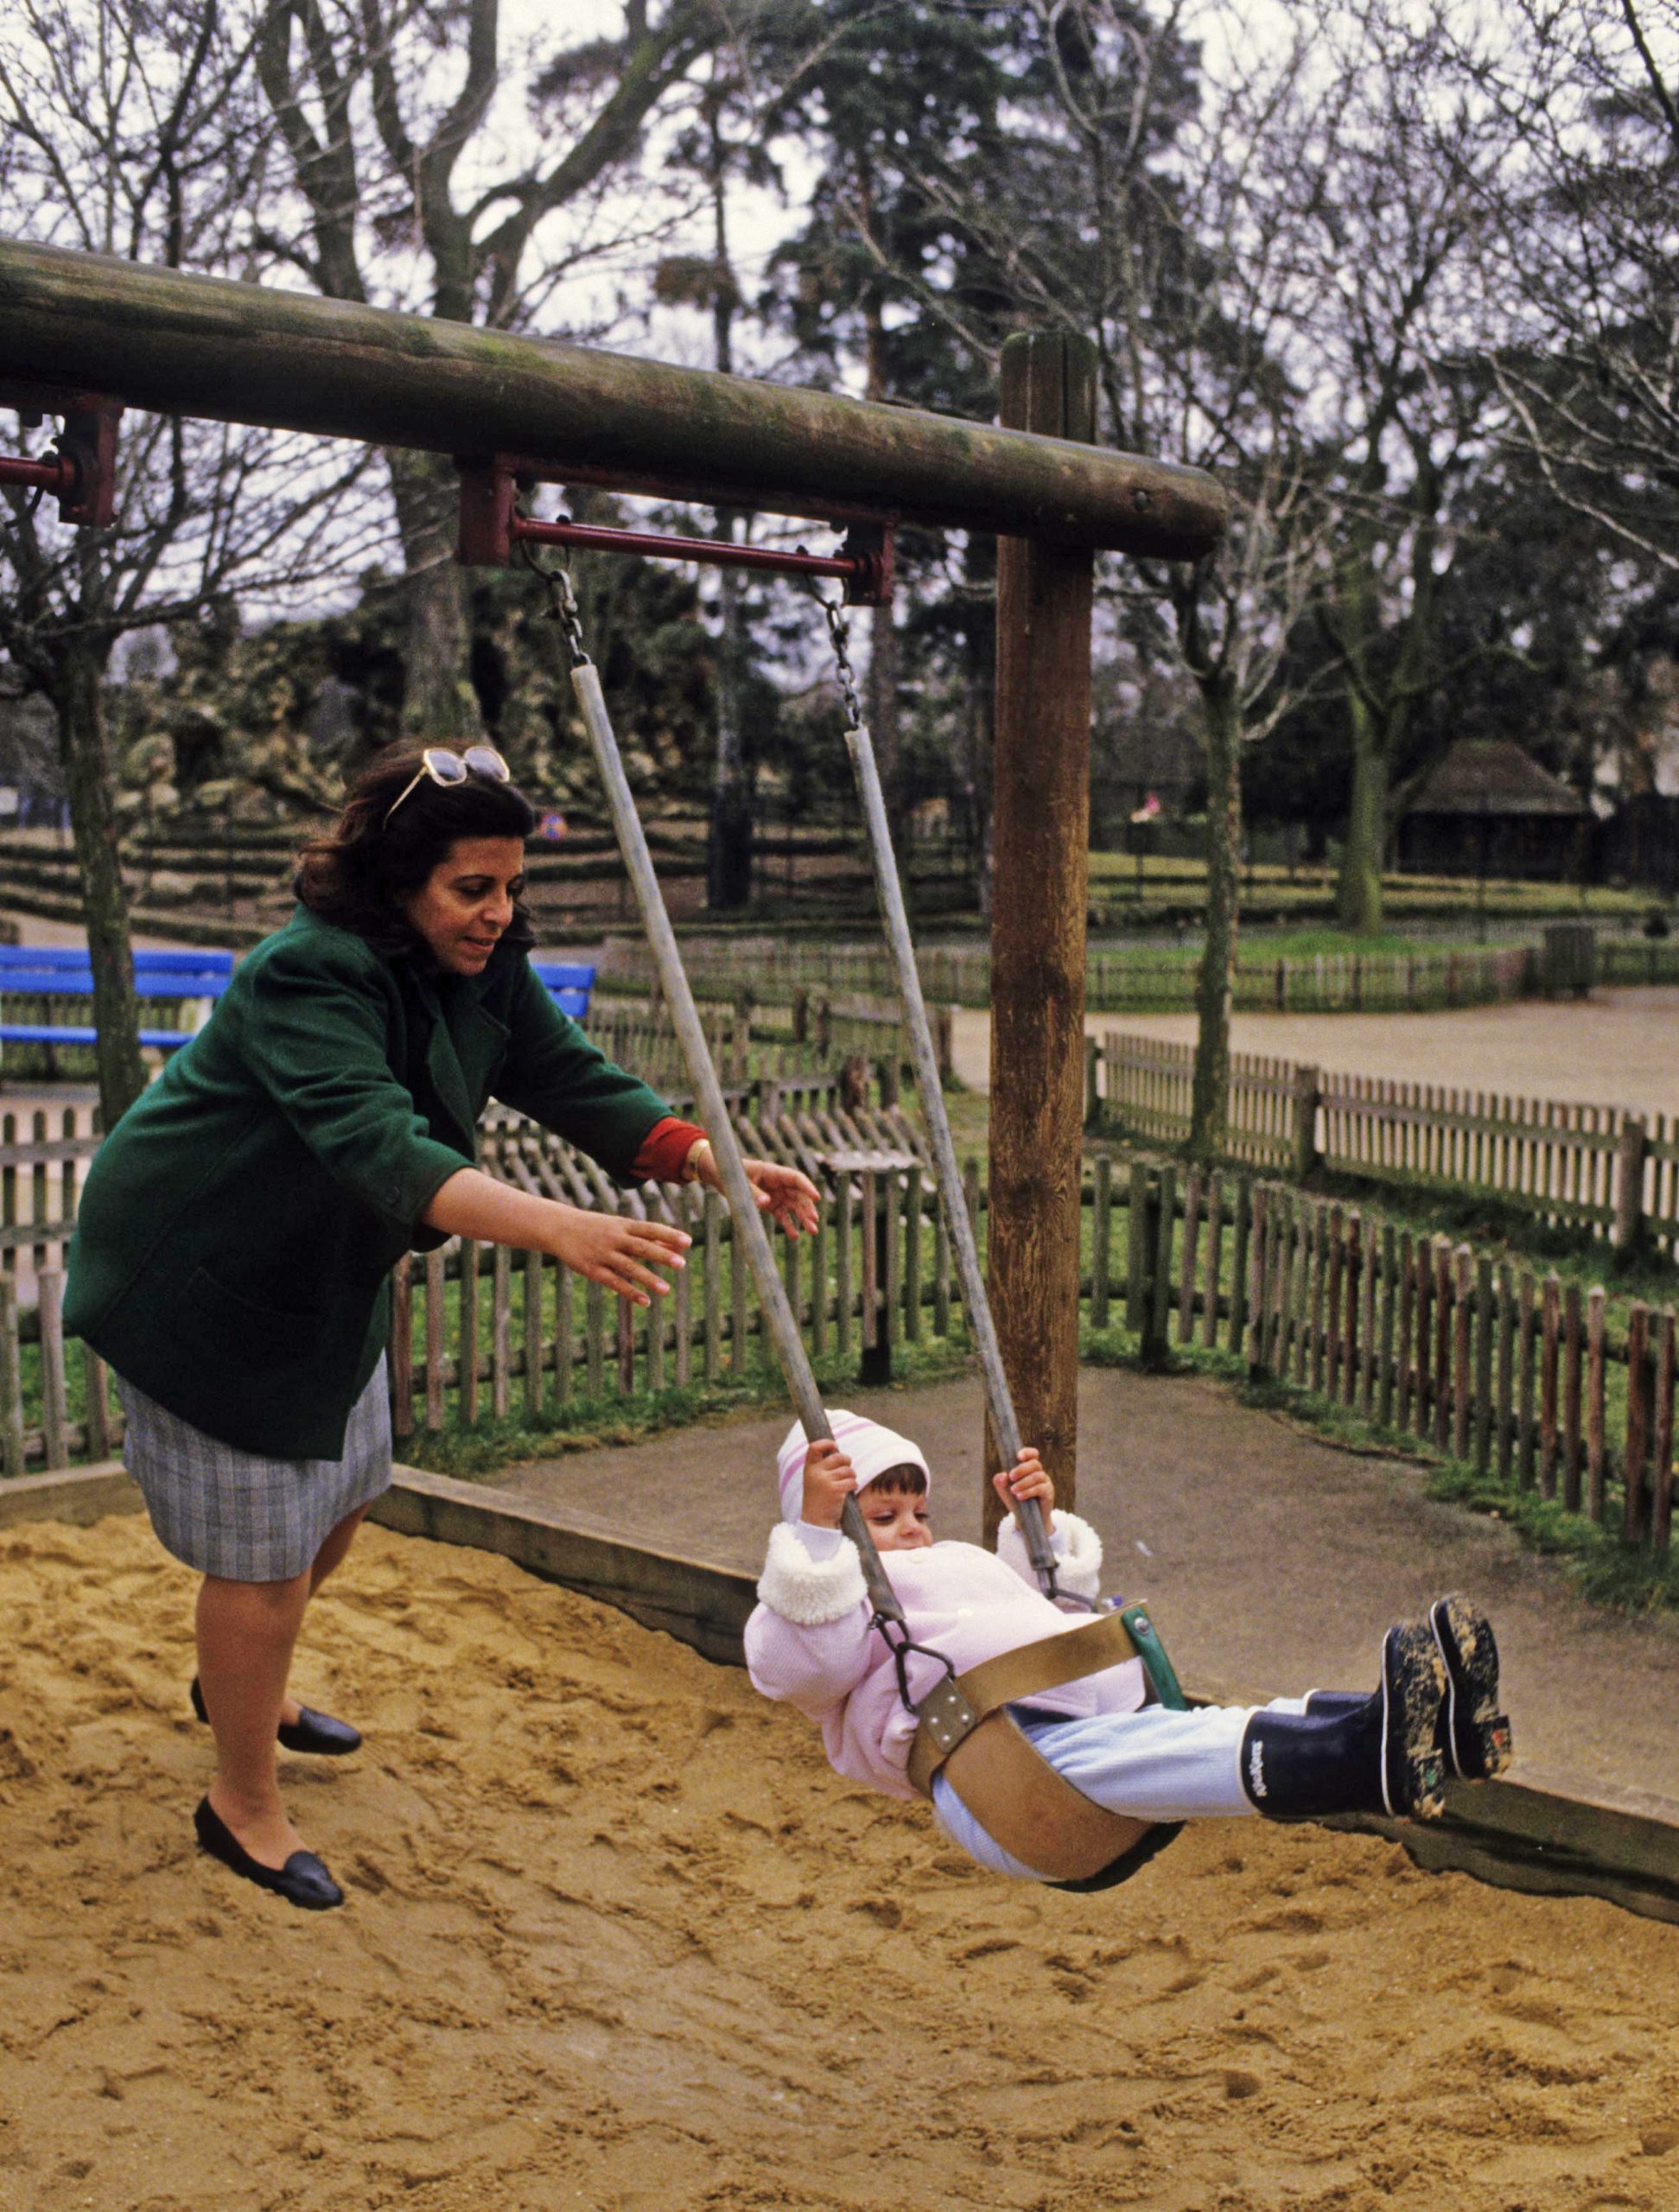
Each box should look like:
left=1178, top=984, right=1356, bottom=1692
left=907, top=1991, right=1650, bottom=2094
left=906, top=1611, right=1158, bottom=1882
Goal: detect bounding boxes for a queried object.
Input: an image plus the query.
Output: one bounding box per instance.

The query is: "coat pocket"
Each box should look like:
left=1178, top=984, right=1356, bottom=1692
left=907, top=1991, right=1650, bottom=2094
left=181, top=1264, right=325, bottom=1367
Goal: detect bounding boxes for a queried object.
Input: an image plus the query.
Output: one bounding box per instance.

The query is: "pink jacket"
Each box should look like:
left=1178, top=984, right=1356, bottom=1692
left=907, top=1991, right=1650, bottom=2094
left=744, top=1511, right=1145, bottom=1801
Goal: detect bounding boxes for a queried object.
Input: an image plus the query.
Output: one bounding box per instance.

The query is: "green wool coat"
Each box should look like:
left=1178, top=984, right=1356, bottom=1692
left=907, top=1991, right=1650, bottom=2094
left=64, top=905, right=670, bottom=1459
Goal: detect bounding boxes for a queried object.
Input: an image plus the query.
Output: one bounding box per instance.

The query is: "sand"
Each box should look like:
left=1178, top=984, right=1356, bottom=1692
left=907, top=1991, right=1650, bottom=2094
left=2, top=1511, right=1677, bottom=2212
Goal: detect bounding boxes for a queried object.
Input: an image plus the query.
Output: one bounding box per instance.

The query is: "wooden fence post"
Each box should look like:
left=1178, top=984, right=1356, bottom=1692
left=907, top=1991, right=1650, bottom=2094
left=1625, top=1300, right=1650, bottom=1542
left=1539, top=1272, right=1561, bottom=1497
left=1562, top=1281, right=1584, bottom=1510
left=1291, top=1063, right=1321, bottom=1183
left=1124, top=1159, right=1150, bottom=1333
left=1517, top=1270, right=1537, bottom=1490
left=1586, top=1285, right=1606, bottom=1521
left=1091, top=1154, right=1112, bottom=1331
left=1613, top=1115, right=1649, bottom=1257
left=391, top=1255, right=415, bottom=1439
left=1148, top=1162, right=1176, bottom=1363
left=1655, top=1311, right=1675, bottom=1554
left=1246, top=1185, right=1269, bottom=1378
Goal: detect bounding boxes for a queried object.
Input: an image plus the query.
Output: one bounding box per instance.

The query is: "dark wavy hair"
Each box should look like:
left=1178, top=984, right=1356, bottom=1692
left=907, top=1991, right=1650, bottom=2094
left=295, top=747, right=538, bottom=957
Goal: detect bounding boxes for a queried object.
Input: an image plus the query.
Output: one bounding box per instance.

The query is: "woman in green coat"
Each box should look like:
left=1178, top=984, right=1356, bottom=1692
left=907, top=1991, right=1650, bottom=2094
left=66, top=744, right=817, bottom=1910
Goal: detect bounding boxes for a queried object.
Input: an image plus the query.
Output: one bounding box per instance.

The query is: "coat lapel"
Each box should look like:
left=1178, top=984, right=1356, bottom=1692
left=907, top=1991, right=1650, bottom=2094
left=417, top=972, right=510, bottom=1154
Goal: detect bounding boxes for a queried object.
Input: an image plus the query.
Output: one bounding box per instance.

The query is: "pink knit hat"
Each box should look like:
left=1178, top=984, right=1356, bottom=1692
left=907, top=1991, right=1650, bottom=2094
left=776, top=1409, right=931, bottom=1522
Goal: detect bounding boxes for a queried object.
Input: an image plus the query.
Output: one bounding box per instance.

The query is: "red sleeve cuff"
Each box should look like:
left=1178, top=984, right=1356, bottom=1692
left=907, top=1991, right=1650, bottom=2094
left=632, top=1116, right=706, bottom=1183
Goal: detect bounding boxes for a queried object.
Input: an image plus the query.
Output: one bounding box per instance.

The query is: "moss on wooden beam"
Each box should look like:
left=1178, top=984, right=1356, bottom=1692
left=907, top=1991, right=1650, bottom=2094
left=0, top=238, right=1228, bottom=558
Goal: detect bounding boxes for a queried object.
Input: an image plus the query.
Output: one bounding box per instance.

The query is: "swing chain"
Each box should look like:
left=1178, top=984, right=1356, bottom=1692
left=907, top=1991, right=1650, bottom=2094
left=516, top=513, right=591, bottom=670
left=821, top=594, right=866, bottom=735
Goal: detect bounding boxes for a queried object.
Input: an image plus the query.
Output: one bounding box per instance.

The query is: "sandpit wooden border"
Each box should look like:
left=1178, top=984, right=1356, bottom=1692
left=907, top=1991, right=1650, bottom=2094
left=7, top=1459, right=1677, bottom=1925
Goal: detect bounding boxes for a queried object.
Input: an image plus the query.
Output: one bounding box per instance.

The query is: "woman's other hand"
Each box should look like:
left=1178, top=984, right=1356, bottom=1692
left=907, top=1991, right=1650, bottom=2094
left=801, top=1440, right=858, bottom=1528
left=692, top=1143, right=820, bottom=1236
left=544, top=1203, right=690, bottom=1307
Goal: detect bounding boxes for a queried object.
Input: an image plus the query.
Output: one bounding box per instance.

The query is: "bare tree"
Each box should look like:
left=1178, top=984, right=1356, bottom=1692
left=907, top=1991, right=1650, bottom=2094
left=254, top=0, right=747, bottom=746
left=805, top=0, right=1341, bottom=1154
left=0, top=0, right=372, bottom=1123
left=1449, top=1, right=1679, bottom=575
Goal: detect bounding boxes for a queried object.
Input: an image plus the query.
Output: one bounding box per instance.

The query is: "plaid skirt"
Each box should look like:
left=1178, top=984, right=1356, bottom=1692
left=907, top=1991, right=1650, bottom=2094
left=115, top=1357, right=393, bottom=1582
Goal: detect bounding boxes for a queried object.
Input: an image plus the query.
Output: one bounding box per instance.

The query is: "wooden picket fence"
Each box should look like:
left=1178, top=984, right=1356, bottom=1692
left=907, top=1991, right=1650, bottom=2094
left=1092, top=1031, right=1679, bottom=1255
left=387, top=1099, right=957, bottom=1441
left=6, top=1113, right=1673, bottom=1557
left=1106, top=1156, right=1672, bottom=1553
left=1, top=1100, right=102, bottom=1306
left=592, top=982, right=951, bottom=1090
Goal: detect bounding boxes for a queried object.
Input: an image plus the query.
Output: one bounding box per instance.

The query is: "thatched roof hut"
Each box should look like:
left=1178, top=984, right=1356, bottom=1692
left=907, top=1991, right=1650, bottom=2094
left=1392, top=738, right=1587, bottom=880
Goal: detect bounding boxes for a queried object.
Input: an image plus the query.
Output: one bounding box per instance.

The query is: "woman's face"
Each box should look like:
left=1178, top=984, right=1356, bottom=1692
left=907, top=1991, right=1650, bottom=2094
left=401, top=836, right=526, bottom=976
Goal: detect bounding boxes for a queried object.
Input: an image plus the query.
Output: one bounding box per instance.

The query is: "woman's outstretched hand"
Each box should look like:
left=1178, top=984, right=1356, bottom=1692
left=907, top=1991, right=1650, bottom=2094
left=544, top=1203, right=690, bottom=1306
left=692, top=1144, right=821, bottom=1236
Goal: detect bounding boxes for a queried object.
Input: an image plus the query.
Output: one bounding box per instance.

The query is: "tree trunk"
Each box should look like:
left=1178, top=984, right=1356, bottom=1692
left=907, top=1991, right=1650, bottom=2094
left=706, top=520, right=753, bottom=909
left=385, top=446, right=484, bottom=747
left=1188, top=672, right=1241, bottom=1162
left=1337, top=690, right=1387, bottom=933
left=52, top=634, right=146, bottom=1128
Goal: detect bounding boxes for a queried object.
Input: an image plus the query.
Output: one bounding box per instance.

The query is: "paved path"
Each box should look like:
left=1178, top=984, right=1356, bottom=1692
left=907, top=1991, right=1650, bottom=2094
left=496, top=1364, right=1679, bottom=1825
left=952, top=988, right=1679, bottom=1122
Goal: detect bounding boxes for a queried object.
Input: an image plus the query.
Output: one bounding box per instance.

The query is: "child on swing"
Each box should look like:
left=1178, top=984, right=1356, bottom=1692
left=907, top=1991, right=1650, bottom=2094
left=744, top=1411, right=1512, bottom=1882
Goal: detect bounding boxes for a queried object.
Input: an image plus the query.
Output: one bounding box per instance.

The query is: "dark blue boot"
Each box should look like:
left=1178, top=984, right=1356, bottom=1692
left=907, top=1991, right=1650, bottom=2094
left=1242, top=1624, right=1447, bottom=1821
left=1307, top=1597, right=1512, bottom=1783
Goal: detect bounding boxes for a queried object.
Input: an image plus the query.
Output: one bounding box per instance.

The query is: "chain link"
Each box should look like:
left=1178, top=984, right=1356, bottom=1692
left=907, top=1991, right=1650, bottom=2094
left=515, top=513, right=591, bottom=668
left=822, top=594, right=866, bottom=733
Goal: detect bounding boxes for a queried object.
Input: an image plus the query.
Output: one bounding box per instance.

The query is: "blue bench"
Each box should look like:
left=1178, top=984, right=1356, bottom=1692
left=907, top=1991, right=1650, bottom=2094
left=0, top=944, right=235, bottom=1056
left=529, top=960, right=595, bottom=1021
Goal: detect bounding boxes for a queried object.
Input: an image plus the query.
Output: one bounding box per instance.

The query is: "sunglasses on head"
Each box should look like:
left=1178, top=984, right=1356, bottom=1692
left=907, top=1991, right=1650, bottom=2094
left=384, top=745, right=512, bottom=825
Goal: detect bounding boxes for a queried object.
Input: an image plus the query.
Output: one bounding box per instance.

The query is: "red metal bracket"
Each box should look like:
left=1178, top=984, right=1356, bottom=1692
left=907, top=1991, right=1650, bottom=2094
left=455, top=455, right=893, bottom=605
left=0, top=395, right=121, bottom=526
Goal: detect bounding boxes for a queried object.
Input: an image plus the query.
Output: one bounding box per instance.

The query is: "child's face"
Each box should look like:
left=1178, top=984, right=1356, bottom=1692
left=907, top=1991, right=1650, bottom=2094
left=860, top=1484, right=932, bottom=1552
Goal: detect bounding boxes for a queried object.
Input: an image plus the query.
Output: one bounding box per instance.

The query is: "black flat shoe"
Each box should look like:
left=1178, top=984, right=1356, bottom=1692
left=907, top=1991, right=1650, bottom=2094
left=191, top=1676, right=362, bottom=1757
left=193, top=1796, right=344, bottom=1911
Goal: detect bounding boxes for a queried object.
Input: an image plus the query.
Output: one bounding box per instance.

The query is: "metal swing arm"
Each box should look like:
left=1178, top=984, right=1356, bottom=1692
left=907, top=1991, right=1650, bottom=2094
left=458, top=454, right=894, bottom=605
left=0, top=391, right=120, bottom=525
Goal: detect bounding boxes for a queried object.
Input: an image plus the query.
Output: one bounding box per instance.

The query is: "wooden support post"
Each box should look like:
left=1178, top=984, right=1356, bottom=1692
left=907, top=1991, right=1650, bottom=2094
left=987, top=330, right=1096, bottom=1522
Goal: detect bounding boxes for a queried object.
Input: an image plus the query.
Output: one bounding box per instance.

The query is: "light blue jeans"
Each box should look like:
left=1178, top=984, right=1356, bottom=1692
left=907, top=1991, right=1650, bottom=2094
left=932, top=1697, right=1312, bottom=1879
